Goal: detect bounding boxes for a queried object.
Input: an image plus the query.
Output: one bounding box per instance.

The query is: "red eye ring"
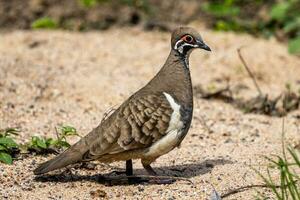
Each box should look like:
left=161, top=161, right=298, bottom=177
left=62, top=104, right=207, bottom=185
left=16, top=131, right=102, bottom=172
left=182, top=35, right=193, bottom=43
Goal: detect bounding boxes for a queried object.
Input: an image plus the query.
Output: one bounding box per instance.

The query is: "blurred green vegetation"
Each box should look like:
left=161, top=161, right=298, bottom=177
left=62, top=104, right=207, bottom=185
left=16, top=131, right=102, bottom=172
left=79, top=0, right=300, bottom=54
left=28, top=0, right=300, bottom=54
left=31, top=17, right=58, bottom=29
left=201, top=0, right=300, bottom=54
left=79, top=0, right=150, bottom=12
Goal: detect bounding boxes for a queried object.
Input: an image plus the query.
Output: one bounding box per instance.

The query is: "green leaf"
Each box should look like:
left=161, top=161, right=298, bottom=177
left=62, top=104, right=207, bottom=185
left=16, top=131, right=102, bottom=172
left=46, top=138, right=56, bottom=146
left=0, top=137, right=18, bottom=148
left=0, top=152, right=13, bottom=164
left=31, top=17, right=58, bottom=29
left=0, top=144, right=7, bottom=151
left=288, top=147, right=300, bottom=167
left=288, top=37, right=300, bottom=54
left=60, top=125, right=79, bottom=137
left=30, top=136, right=38, bottom=145
left=61, top=125, right=76, bottom=134
left=36, top=137, right=47, bottom=149
left=56, top=140, right=71, bottom=148
left=270, top=2, right=290, bottom=21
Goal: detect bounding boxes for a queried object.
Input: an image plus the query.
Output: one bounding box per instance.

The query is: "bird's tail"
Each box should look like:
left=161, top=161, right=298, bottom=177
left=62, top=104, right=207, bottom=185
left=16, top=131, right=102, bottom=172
left=33, top=138, right=88, bottom=175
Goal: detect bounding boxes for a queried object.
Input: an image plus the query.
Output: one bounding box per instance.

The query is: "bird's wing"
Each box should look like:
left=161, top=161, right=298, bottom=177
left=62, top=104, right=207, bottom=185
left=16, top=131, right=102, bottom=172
left=84, top=93, right=174, bottom=160
left=33, top=93, right=174, bottom=174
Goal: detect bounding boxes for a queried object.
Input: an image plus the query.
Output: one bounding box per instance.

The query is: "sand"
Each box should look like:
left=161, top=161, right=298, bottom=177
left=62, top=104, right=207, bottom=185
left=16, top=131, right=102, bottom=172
left=0, top=26, right=300, bottom=199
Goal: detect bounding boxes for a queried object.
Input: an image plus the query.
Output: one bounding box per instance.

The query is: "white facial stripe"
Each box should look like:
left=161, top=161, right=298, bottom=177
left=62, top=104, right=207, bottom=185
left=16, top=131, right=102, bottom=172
left=174, top=40, right=198, bottom=54
left=174, top=39, right=183, bottom=50
left=181, top=43, right=198, bottom=49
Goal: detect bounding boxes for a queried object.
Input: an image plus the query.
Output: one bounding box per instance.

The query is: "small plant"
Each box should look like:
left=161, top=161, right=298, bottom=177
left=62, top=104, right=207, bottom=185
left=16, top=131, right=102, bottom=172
left=254, top=122, right=300, bottom=199
left=55, top=125, right=80, bottom=148
left=31, top=17, right=58, bottom=29
left=0, top=125, right=80, bottom=165
left=26, top=136, right=58, bottom=154
left=26, top=125, right=80, bottom=153
left=0, top=128, right=19, bottom=164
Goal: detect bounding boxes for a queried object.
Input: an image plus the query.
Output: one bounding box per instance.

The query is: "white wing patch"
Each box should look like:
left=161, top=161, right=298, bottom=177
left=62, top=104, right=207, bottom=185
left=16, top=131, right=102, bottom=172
left=144, top=92, right=183, bottom=158
left=163, top=92, right=183, bottom=132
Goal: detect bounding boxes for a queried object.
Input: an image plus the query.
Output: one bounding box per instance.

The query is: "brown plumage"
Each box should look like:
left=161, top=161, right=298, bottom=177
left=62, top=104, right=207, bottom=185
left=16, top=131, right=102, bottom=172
left=34, top=27, right=211, bottom=176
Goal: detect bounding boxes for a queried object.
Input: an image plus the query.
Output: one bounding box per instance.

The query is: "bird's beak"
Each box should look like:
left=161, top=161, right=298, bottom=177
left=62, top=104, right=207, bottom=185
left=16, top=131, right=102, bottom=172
left=197, top=40, right=211, bottom=51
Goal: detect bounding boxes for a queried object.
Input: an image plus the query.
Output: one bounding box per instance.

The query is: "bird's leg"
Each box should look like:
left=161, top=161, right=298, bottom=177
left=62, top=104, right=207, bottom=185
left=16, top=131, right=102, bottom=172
left=125, top=159, right=147, bottom=184
left=142, top=163, right=157, bottom=176
left=108, top=160, right=133, bottom=175
left=126, top=159, right=133, bottom=176
left=141, top=159, right=175, bottom=184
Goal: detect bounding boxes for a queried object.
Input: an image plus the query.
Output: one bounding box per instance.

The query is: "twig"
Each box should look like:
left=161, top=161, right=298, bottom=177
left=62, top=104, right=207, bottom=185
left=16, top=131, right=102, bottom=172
left=237, top=47, right=263, bottom=96
left=221, top=181, right=299, bottom=198
left=55, top=126, right=60, bottom=140
left=221, top=183, right=288, bottom=198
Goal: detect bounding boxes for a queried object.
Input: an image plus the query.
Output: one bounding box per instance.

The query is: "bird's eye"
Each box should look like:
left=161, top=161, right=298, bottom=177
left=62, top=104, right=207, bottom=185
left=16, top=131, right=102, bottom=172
left=182, top=35, right=194, bottom=43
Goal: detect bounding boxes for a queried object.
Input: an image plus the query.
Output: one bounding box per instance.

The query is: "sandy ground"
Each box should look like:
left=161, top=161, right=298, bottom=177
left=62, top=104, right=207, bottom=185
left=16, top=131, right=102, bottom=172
left=0, top=26, right=300, bottom=200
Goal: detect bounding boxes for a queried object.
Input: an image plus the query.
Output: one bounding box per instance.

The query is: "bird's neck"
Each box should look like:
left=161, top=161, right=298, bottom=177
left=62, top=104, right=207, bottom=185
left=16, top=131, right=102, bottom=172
left=147, top=49, right=193, bottom=106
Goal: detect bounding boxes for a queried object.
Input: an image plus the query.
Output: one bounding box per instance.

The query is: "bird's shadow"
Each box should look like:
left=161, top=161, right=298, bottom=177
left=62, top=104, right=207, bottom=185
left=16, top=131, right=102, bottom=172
left=34, top=158, right=234, bottom=185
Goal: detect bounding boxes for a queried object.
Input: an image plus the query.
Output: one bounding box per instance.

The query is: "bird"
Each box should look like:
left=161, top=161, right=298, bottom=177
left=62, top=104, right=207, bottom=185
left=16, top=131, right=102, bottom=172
left=34, top=27, right=211, bottom=179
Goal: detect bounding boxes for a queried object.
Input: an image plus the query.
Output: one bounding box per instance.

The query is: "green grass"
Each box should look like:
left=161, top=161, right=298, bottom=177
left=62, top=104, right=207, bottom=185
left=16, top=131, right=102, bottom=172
left=254, top=122, right=300, bottom=199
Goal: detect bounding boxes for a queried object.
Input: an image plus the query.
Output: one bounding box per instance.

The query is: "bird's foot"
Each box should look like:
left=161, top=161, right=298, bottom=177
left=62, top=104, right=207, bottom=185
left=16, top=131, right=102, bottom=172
left=147, top=177, right=176, bottom=184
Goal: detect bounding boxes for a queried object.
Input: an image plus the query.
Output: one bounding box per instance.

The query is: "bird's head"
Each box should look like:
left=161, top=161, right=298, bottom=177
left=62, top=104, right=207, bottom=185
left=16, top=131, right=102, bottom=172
left=171, top=27, right=211, bottom=56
